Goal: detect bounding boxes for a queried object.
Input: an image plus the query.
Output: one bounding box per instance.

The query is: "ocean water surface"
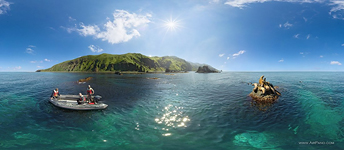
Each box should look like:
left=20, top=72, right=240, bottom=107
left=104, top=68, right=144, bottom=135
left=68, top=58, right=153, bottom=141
left=0, top=72, right=343, bottom=150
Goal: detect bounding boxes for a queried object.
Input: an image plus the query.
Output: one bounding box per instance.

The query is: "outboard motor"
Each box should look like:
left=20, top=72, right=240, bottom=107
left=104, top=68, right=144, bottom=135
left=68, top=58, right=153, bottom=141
left=94, top=95, right=102, bottom=103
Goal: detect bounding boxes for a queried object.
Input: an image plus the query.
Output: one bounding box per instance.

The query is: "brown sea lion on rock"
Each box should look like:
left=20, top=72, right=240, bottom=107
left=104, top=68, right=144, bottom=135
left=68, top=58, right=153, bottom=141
left=252, top=83, right=258, bottom=92
left=259, top=76, right=264, bottom=86
left=252, top=83, right=266, bottom=94
left=264, top=84, right=271, bottom=93
left=265, top=82, right=281, bottom=96
left=258, top=86, right=266, bottom=94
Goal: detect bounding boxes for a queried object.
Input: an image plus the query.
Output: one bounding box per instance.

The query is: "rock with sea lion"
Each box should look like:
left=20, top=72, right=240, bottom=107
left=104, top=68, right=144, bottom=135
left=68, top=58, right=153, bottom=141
left=249, top=76, right=281, bottom=102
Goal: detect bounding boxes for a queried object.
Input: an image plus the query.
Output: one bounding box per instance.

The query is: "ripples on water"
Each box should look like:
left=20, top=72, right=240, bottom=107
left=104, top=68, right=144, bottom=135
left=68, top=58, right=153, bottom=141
left=0, top=72, right=343, bottom=149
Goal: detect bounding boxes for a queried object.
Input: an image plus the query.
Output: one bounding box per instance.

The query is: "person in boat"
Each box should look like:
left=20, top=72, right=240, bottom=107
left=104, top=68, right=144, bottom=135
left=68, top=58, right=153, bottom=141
left=50, top=88, right=60, bottom=99
left=87, top=85, right=95, bottom=103
left=78, top=93, right=86, bottom=104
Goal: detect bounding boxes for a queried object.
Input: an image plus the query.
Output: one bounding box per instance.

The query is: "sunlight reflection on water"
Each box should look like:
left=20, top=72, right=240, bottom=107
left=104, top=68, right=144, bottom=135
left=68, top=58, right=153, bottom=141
left=155, top=104, right=190, bottom=136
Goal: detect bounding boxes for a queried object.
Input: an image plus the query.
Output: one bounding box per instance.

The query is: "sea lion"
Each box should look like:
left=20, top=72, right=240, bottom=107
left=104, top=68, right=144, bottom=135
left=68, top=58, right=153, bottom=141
left=269, top=85, right=281, bottom=95
left=263, top=82, right=279, bottom=95
left=258, top=86, right=266, bottom=94
left=269, top=85, right=275, bottom=92
left=264, top=84, right=271, bottom=94
left=265, top=82, right=280, bottom=95
left=259, top=75, right=265, bottom=86
left=252, top=83, right=258, bottom=92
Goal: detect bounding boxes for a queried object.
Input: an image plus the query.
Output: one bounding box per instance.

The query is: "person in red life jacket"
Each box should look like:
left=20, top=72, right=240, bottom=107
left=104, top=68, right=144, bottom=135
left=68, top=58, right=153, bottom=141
left=87, top=85, right=95, bottom=103
left=50, top=88, right=60, bottom=100
left=78, top=93, right=86, bottom=104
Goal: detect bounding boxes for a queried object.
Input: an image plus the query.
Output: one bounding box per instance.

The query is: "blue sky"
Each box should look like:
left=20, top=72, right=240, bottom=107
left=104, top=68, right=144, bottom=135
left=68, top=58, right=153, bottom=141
left=1, top=0, right=344, bottom=71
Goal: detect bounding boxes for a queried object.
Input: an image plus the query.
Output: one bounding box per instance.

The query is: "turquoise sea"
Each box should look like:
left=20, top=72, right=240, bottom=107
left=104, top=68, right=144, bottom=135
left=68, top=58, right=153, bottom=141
left=0, top=72, right=343, bottom=149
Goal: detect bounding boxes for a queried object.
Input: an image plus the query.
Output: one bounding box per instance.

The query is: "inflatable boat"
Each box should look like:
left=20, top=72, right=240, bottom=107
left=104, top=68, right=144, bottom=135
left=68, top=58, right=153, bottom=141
left=49, top=95, right=108, bottom=110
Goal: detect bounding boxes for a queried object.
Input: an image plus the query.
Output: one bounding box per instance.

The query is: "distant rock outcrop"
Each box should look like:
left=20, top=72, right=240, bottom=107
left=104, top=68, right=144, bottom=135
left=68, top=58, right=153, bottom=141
left=78, top=77, right=92, bottom=83
left=196, top=66, right=220, bottom=73
left=114, top=71, right=122, bottom=75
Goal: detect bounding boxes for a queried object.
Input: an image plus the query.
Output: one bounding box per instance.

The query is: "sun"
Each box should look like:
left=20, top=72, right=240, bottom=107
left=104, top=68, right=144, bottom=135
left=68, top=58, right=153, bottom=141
left=166, top=21, right=176, bottom=29
left=163, top=17, right=182, bottom=32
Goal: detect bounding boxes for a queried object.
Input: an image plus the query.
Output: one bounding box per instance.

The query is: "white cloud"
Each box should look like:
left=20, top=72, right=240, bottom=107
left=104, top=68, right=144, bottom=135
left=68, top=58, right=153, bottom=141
left=279, top=22, right=293, bottom=29
left=330, top=1, right=344, bottom=14
left=307, top=34, right=310, bottom=39
left=330, top=61, right=342, bottom=65
left=219, top=53, right=225, bottom=57
left=210, top=0, right=221, bottom=3
left=77, top=23, right=100, bottom=36
left=303, top=17, right=308, bottom=22
left=224, top=0, right=253, bottom=8
left=95, top=10, right=151, bottom=44
left=232, top=50, right=246, bottom=57
left=224, top=0, right=344, bottom=20
left=66, top=10, right=151, bottom=44
left=320, top=55, right=323, bottom=58
left=283, top=22, right=293, bottom=28
left=30, top=61, right=37, bottom=63
left=227, top=57, right=230, bottom=60
left=88, top=45, right=103, bottom=53
left=294, top=34, right=300, bottom=38
left=225, top=0, right=325, bottom=9
left=26, top=45, right=36, bottom=54
left=69, top=16, right=76, bottom=22
left=37, top=66, right=43, bottom=68
left=44, top=59, right=51, bottom=62
left=26, top=48, right=34, bottom=54
left=300, top=52, right=308, bottom=57
left=14, top=66, right=21, bottom=70
left=224, top=0, right=266, bottom=8
left=341, top=43, right=344, bottom=46
left=61, top=26, right=75, bottom=33
left=278, top=59, right=284, bottom=62
left=0, top=0, right=10, bottom=15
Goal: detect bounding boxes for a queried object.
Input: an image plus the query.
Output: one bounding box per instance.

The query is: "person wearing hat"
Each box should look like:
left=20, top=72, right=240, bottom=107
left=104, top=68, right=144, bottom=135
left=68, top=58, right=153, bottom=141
left=50, top=88, right=60, bottom=100
left=87, top=85, right=95, bottom=103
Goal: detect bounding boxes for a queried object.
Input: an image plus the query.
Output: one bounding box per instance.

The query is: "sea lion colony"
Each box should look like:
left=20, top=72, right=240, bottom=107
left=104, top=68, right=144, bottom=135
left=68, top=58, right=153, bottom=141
left=249, top=75, right=281, bottom=102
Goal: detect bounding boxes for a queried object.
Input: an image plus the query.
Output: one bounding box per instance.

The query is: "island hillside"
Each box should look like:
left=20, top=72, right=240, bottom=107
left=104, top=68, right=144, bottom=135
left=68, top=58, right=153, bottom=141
left=38, top=53, right=217, bottom=73
left=196, top=66, right=220, bottom=73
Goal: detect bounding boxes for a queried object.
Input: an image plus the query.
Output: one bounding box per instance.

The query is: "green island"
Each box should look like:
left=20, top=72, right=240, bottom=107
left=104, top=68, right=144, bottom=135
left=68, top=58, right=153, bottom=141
left=36, top=53, right=219, bottom=73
